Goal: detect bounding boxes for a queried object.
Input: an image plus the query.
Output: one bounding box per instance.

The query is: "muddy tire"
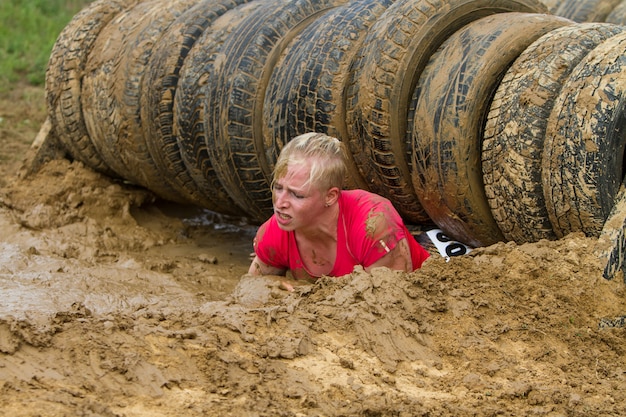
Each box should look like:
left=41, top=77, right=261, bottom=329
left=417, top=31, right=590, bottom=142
left=410, top=12, right=571, bottom=247
left=204, top=0, right=346, bottom=222
left=345, top=0, right=548, bottom=224
left=82, top=0, right=159, bottom=182
left=262, top=0, right=395, bottom=192
left=141, top=0, right=249, bottom=212
left=605, top=0, right=626, bottom=24
left=542, top=31, right=626, bottom=238
left=540, top=0, right=561, bottom=13
left=553, top=0, right=623, bottom=22
left=83, top=0, right=198, bottom=203
left=174, top=3, right=263, bottom=217
left=45, top=0, right=138, bottom=176
left=482, top=23, right=624, bottom=244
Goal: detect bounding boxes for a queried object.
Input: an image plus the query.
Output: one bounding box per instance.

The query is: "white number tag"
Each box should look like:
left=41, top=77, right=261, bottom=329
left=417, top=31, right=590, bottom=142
left=425, top=229, right=472, bottom=261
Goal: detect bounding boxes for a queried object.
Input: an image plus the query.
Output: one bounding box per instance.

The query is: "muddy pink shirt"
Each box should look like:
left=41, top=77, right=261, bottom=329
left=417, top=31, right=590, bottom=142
left=252, top=189, right=430, bottom=280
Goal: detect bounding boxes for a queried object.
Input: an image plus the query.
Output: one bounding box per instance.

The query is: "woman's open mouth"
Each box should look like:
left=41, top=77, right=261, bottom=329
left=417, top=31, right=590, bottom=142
left=276, top=211, right=292, bottom=225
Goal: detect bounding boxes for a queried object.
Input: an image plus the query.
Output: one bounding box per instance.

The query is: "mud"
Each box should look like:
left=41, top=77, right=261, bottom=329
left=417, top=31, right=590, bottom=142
left=0, top=85, right=625, bottom=416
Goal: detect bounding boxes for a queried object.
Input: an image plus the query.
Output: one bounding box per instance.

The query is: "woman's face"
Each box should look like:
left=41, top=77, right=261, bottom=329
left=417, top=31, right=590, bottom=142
left=272, top=160, right=326, bottom=231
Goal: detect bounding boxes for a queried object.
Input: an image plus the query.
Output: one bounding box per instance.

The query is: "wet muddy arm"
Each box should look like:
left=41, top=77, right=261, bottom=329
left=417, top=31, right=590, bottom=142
left=248, top=255, right=287, bottom=276
left=247, top=256, right=300, bottom=292
left=364, top=237, right=413, bottom=273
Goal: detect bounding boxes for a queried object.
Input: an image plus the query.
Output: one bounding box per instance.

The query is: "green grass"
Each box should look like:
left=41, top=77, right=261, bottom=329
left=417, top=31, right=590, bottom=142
left=0, top=0, right=92, bottom=92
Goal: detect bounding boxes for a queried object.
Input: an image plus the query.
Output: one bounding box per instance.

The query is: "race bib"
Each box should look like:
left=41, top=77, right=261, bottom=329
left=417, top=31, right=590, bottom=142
left=425, top=229, right=472, bottom=261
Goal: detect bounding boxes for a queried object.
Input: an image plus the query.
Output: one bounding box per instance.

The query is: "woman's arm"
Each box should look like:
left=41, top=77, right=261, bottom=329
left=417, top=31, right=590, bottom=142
left=248, top=255, right=298, bottom=292
left=364, top=237, right=413, bottom=272
left=248, top=255, right=287, bottom=276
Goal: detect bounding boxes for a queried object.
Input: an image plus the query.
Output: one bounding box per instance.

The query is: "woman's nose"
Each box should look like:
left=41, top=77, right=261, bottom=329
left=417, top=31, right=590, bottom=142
left=274, top=190, right=287, bottom=208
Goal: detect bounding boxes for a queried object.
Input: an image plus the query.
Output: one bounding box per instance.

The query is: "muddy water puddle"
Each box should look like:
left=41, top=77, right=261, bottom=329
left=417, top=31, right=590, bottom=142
left=0, top=201, right=258, bottom=320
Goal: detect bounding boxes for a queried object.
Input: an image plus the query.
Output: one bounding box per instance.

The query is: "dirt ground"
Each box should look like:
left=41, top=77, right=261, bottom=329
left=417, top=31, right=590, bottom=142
left=0, top=84, right=625, bottom=416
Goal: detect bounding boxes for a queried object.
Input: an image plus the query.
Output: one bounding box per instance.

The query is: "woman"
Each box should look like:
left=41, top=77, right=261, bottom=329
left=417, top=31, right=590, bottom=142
left=248, top=132, right=430, bottom=286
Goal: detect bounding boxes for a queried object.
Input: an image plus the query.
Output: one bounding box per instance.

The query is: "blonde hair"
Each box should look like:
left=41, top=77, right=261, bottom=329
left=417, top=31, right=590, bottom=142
left=273, top=132, right=347, bottom=192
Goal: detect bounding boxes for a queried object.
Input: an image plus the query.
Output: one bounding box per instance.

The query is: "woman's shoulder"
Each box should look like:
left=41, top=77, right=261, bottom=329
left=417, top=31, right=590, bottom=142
left=339, top=189, right=401, bottom=233
left=340, top=189, right=393, bottom=211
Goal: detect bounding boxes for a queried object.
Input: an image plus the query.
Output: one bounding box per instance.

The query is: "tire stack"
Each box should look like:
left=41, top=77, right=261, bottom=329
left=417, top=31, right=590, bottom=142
left=45, top=0, right=626, bottom=248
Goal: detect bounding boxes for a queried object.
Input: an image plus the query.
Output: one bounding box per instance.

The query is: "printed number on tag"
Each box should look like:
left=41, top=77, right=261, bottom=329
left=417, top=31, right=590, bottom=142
left=425, top=229, right=472, bottom=260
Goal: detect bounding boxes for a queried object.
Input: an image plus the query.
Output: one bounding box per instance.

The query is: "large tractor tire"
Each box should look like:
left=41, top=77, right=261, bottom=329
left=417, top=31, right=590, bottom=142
left=174, top=3, right=263, bottom=218
left=204, top=0, right=347, bottom=222
left=409, top=12, right=571, bottom=247
left=45, top=0, right=139, bottom=177
left=345, top=0, right=548, bottom=224
left=82, top=0, right=198, bottom=203
left=141, top=0, right=250, bottom=212
left=482, top=23, right=624, bottom=243
left=542, top=31, right=626, bottom=238
left=262, top=0, right=395, bottom=193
